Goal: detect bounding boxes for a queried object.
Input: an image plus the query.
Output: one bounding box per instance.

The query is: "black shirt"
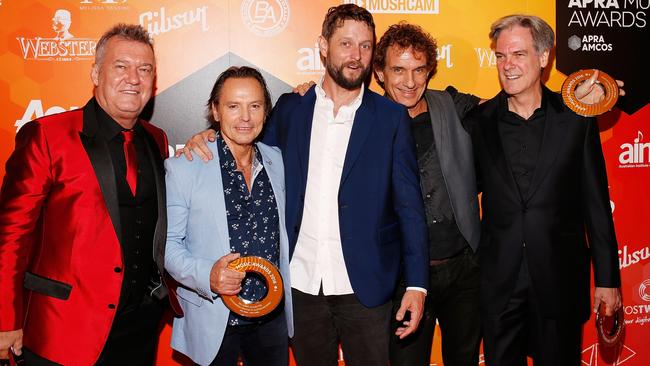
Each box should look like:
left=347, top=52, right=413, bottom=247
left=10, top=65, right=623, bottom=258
left=410, top=88, right=480, bottom=260
left=497, top=93, right=547, bottom=197
left=93, top=99, right=158, bottom=311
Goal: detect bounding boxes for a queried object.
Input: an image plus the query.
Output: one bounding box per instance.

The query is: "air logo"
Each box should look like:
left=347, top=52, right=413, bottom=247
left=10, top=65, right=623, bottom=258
left=297, top=43, right=324, bottom=74
left=619, top=131, right=650, bottom=168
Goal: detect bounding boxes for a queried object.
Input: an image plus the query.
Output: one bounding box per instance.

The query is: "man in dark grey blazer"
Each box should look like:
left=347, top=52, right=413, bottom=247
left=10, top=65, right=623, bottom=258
left=372, top=23, right=483, bottom=366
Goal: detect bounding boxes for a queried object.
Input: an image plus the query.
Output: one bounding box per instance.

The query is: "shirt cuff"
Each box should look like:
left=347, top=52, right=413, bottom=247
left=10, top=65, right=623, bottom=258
left=406, top=286, right=427, bottom=296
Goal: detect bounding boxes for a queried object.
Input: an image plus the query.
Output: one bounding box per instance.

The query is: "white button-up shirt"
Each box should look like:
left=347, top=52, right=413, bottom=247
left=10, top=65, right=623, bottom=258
left=289, top=81, right=364, bottom=296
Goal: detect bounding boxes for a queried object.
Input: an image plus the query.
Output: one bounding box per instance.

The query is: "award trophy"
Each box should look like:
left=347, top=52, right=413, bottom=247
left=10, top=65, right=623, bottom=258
left=221, top=256, right=284, bottom=318
left=595, top=303, right=625, bottom=347
left=561, top=69, right=619, bottom=117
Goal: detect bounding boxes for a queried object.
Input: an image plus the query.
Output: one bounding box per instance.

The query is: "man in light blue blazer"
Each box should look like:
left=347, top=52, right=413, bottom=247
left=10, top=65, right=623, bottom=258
left=164, top=67, right=293, bottom=366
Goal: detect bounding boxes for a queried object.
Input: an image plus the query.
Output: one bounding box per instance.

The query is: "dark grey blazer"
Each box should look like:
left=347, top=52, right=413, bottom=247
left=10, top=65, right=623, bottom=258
left=424, top=90, right=481, bottom=252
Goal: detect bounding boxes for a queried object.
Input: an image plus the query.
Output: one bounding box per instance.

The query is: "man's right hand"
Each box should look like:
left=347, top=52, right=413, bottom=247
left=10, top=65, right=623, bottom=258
left=292, top=81, right=315, bottom=96
left=0, top=329, right=23, bottom=359
left=175, top=129, right=217, bottom=162
left=209, top=253, right=245, bottom=296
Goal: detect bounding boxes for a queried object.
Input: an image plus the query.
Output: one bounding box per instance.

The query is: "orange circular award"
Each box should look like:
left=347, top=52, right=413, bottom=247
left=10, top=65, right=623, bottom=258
left=221, top=256, right=284, bottom=318
left=561, top=69, right=619, bottom=117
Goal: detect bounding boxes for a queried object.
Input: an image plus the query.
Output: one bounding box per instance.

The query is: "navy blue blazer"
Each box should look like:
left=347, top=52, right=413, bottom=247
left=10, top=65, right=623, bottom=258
left=263, top=86, right=428, bottom=307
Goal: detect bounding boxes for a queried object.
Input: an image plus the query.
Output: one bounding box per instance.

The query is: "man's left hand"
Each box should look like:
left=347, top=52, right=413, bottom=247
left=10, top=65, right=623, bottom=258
left=574, top=69, right=625, bottom=105
left=394, top=290, right=425, bottom=339
left=594, top=287, right=622, bottom=316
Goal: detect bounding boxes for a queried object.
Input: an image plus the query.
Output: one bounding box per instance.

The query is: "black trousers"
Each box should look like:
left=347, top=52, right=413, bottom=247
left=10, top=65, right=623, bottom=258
left=95, top=294, right=164, bottom=366
left=209, top=312, right=288, bottom=366
left=23, top=294, right=164, bottom=366
left=482, top=254, right=582, bottom=366
left=290, top=288, right=391, bottom=366
left=390, top=247, right=481, bottom=366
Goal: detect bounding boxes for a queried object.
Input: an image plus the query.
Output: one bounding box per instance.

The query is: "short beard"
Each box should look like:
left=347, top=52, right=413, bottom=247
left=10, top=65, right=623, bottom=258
left=326, top=60, right=370, bottom=91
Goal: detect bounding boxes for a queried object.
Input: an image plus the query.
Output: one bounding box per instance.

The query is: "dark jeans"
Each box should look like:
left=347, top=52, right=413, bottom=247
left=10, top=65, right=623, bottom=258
left=291, top=288, right=391, bottom=366
left=390, top=247, right=481, bottom=366
left=209, top=312, right=288, bottom=366
left=482, top=254, right=582, bottom=366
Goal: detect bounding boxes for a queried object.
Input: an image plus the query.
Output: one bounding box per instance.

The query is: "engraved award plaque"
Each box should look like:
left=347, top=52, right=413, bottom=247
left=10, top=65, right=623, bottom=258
left=221, top=256, right=284, bottom=318
left=561, top=69, right=619, bottom=116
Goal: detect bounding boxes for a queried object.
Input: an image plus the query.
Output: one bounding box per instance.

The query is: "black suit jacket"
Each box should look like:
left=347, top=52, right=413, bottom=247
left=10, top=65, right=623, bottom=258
left=464, top=86, right=620, bottom=321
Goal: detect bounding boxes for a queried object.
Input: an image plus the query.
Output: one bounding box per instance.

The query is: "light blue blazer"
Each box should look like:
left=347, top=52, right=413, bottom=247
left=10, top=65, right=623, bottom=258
left=164, top=140, right=293, bottom=366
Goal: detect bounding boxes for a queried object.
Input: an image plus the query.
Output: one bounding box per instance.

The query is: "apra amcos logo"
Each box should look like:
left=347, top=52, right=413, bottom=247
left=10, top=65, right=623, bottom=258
left=16, top=9, right=97, bottom=61
left=619, top=131, right=650, bottom=168
left=343, top=0, right=439, bottom=14
left=15, top=100, right=80, bottom=132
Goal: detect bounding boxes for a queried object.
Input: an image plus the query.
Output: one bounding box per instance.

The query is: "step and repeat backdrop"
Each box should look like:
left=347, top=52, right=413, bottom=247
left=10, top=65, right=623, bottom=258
left=0, top=0, right=648, bottom=365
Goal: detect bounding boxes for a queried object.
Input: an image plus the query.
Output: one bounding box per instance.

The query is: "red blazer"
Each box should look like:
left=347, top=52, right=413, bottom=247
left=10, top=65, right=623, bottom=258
left=0, top=100, right=175, bottom=365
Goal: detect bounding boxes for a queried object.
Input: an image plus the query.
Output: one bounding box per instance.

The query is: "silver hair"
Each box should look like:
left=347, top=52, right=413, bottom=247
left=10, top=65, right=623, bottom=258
left=489, top=14, right=555, bottom=54
left=94, top=23, right=154, bottom=67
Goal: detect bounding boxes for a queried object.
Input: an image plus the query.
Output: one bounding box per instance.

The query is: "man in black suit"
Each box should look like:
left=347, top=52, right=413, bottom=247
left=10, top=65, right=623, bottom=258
left=463, top=14, right=622, bottom=365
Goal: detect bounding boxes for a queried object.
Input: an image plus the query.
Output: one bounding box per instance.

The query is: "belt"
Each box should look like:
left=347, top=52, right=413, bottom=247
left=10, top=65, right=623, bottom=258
left=429, top=246, right=472, bottom=266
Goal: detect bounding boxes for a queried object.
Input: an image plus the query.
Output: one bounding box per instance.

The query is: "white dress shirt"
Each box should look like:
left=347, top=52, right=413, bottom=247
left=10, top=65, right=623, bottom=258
left=289, top=81, right=364, bottom=296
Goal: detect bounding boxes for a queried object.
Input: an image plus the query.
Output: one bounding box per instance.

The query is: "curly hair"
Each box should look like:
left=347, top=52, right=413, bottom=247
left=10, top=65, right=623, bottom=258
left=373, top=22, right=438, bottom=86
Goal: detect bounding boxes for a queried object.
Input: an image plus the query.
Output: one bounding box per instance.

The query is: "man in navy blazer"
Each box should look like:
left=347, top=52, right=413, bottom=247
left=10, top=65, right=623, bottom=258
left=262, top=4, right=428, bottom=365
left=180, top=5, right=428, bottom=365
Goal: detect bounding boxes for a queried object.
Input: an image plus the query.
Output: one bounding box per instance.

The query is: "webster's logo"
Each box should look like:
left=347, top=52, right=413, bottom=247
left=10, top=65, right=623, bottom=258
left=618, top=131, right=650, bottom=168
left=16, top=9, right=97, bottom=61
left=343, top=0, right=439, bottom=14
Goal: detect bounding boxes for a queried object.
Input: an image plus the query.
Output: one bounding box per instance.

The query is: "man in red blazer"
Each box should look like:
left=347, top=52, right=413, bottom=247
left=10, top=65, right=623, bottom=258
left=0, top=24, right=176, bottom=366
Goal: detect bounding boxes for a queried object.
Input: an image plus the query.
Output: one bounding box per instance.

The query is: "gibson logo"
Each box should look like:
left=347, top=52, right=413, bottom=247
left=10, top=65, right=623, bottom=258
left=618, top=244, right=650, bottom=269
left=16, top=9, right=96, bottom=61
left=139, top=6, right=209, bottom=37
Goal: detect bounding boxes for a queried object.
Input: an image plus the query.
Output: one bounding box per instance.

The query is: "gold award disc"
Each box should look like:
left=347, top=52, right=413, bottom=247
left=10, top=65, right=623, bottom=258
left=561, top=69, right=619, bottom=117
left=221, top=256, right=284, bottom=318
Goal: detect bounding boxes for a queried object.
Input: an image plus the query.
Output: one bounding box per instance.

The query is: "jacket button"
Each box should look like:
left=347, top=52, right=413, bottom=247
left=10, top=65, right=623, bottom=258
left=108, top=304, right=116, bottom=309
left=114, top=267, right=122, bottom=273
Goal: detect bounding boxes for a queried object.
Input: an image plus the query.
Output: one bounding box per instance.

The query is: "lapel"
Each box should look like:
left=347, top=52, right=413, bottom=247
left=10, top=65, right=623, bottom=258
left=78, top=100, right=122, bottom=244
left=340, top=89, right=374, bottom=186
left=293, top=89, right=317, bottom=187
left=425, top=91, right=446, bottom=164
left=140, top=129, right=167, bottom=267
left=258, top=143, right=285, bottom=214
left=204, top=143, right=231, bottom=256
left=482, top=92, right=520, bottom=199
left=524, top=87, right=568, bottom=203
